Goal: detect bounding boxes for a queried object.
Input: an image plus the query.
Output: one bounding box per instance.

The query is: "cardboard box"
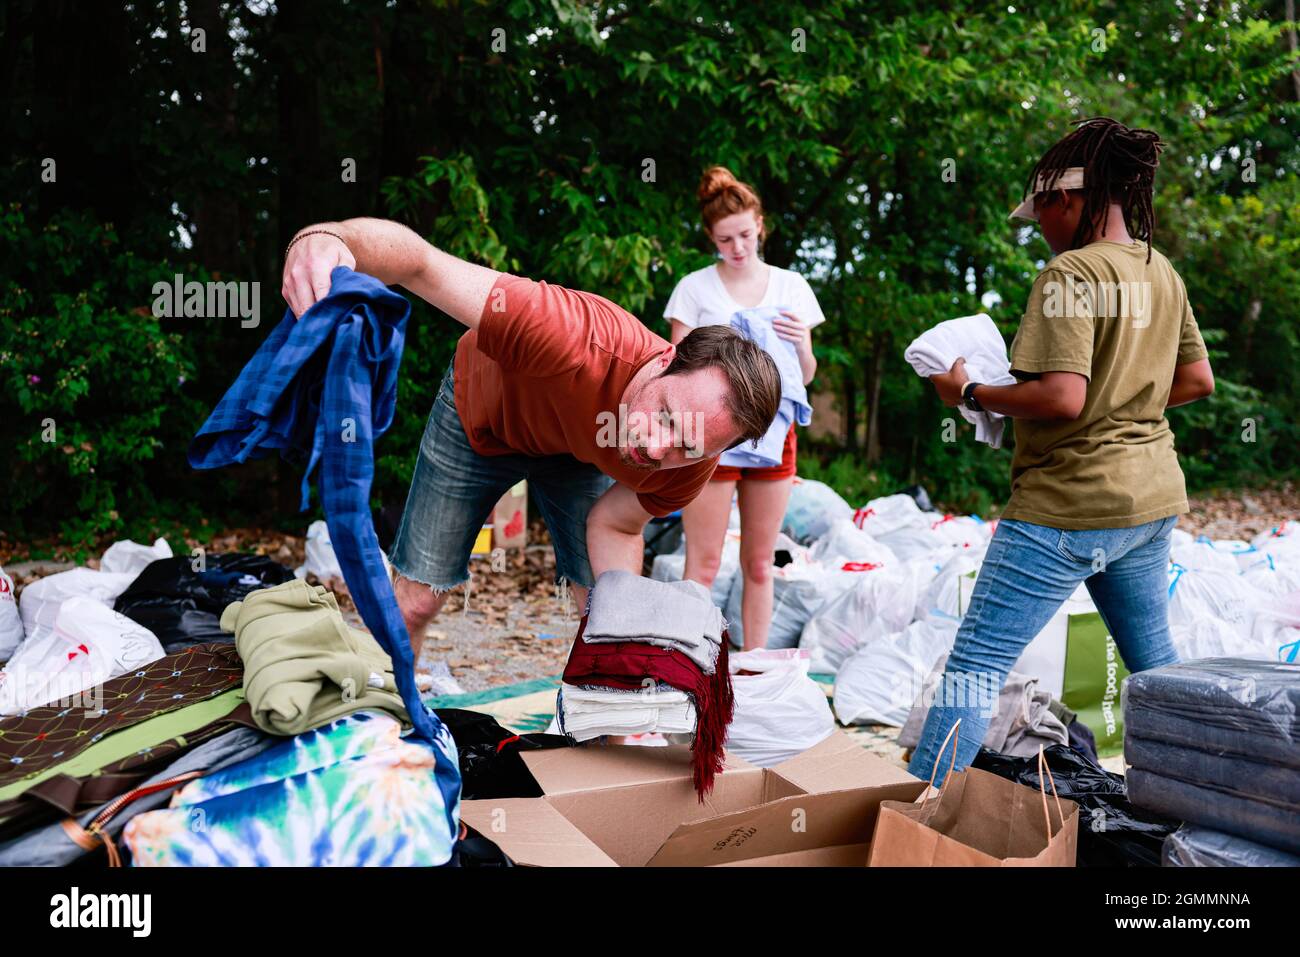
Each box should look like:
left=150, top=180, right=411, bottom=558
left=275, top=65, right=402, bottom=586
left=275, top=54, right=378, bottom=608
left=493, top=481, right=528, bottom=550
left=460, top=731, right=923, bottom=866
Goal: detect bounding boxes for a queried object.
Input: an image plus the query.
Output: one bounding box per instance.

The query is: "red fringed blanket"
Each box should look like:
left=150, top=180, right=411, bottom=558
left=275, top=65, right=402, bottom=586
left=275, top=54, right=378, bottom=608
left=562, top=615, right=734, bottom=799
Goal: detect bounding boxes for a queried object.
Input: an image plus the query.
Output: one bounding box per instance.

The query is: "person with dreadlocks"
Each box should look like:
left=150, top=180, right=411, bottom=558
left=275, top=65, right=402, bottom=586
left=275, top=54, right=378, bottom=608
left=912, top=117, right=1216, bottom=775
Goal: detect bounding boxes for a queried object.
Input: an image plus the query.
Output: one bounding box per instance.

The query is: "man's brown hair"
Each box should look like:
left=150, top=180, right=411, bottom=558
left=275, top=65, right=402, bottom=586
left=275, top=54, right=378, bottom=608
left=663, top=325, right=782, bottom=450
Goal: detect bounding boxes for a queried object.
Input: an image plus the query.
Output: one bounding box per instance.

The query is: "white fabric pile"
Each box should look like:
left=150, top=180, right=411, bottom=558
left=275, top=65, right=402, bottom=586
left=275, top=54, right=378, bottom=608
left=559, top=684, right=696, bottom=742
left=1, top=537, right=171, bottom=711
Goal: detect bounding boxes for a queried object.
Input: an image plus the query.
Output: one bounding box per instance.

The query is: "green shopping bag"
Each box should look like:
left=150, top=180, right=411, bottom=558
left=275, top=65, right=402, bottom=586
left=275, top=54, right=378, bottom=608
left=1061, top=612, right=1130, bottom=758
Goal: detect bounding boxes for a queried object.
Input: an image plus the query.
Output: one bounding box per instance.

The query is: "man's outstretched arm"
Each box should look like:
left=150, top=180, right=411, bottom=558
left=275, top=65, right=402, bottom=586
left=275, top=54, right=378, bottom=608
left=281, top=217, right=501, bottom=328
left=586, top=483, right=653, bottom=579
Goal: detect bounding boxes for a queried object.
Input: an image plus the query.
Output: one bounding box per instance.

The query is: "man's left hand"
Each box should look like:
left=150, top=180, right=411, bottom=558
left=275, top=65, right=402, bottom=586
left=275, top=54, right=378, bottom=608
left=930, top=357, right=970, bottom=407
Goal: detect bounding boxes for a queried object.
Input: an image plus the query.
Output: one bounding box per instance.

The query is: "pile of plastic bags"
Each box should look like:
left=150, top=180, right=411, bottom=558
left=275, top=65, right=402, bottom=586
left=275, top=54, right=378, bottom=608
left=0, top=538, right=297, bottom=715
left=651, top=478, right=1300, bottom=735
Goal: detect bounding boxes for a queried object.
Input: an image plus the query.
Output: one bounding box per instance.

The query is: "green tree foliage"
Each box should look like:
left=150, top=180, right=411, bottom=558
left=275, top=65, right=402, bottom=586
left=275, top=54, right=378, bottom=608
left=1, top=1, right=1297, bottom=539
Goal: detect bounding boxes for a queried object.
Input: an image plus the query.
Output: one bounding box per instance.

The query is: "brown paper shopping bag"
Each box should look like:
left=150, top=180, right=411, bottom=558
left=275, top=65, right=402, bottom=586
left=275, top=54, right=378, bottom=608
left=868, top=721, right=1079, bottom=867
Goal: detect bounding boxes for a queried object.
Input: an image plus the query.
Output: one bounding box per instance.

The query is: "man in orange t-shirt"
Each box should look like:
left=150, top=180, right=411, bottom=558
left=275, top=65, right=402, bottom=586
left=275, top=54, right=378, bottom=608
left=282, top=217, right=781, bottom=653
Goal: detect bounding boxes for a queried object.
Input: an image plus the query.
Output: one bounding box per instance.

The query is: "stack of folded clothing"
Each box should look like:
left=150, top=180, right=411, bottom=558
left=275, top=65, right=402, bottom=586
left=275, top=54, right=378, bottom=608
left=560, top=570, right=734, bottom=798
left=558, top=683, right=697, bottom=741
left=1124, top=658, right=1300, bottom=857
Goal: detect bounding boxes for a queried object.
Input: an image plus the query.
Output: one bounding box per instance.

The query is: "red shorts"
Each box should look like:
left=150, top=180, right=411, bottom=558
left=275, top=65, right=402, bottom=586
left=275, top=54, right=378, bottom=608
left=712, top=425, right=797, bottom=482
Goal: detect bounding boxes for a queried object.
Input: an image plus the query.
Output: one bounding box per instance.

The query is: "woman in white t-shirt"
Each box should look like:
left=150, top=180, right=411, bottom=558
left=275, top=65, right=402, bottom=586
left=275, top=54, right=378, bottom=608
left=664, top=166, right=826, bottom=650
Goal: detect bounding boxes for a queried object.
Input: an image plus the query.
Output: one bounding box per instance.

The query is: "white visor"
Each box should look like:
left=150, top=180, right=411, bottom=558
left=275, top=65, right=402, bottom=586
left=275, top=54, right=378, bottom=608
left=1008, top=166, right=1087, bottom=222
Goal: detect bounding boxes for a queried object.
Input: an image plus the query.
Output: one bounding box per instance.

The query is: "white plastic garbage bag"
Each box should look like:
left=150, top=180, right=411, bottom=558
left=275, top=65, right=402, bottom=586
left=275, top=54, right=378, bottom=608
left=800, top=563, right=931, bottom=675
left=726, top=559, right=832, bottom=650
left=1169, top=618, right=1266, bottom=662
left=915, top=550, right=984, bottom=621
left=1239, top=552, right=1300, bottom=597
left=0, top=597, right=165, bottom=714
left=1251, top=520, right=1299, bottom=547
left=651, top=534, right=738, bottom=609
left=18, top=567, right=139, bottom=637
left=853, top=494, right=942, bottom=561
left=724, top=648, right=835, bottom=767
left=808, top=518, right=897, bottom=568
left=924, top=514, right=992, bottom=551
left=651, top=553, right=685, bottom=582
left=1248, top=521, right=1300, bottom=570
left=295, top=520, right=345, bottom=584
left=1250, top=592, right=1300, bottom=663
left=98, top=537, right=173, bottom=577
left=0, top=567, right=23, bottom=663
left=851, top=494, right=927, bottom=537
left=1170, top=537, right=1255, bottom=575
left=1166, top=565, right=1265, bottom=634
left=782, top=479, right=853, bottom=544
left=832, top=616, right=960, bottom=727
left=802, top=614, right=892, bottom=679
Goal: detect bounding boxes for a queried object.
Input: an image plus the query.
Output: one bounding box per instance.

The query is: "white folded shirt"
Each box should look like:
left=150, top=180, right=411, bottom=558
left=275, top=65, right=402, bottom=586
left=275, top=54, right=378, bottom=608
left=559, top=683, right=697, bottom=742
left=904, top=313, right=1018, bottom=449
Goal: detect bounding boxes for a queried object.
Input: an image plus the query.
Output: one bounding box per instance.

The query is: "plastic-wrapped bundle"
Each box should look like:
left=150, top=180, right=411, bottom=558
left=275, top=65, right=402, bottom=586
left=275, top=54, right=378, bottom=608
left=1123, top=658, right=1300, bottom=770
left=1127, top=768, right=1300, bottom=855
left=1162, top=825, right=1300, bottom=867
left=1124, top=658, right=1300, bottom=854
left=1126, top=736, right=1297, bottom=810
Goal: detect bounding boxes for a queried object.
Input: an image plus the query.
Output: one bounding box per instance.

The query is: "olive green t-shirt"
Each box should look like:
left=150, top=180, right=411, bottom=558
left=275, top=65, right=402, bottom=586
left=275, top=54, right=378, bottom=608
left=1000, top=241, right=1208, bottom=530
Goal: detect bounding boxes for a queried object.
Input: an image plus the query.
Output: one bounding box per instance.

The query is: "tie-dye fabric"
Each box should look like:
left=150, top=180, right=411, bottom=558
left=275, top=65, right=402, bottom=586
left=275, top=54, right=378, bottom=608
left=123, top=711, right=459, bottom=866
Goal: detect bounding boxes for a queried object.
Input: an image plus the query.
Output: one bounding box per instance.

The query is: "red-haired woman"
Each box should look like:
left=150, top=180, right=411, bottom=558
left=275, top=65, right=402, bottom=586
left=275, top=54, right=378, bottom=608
left=664, top=166, right=826, bottom=649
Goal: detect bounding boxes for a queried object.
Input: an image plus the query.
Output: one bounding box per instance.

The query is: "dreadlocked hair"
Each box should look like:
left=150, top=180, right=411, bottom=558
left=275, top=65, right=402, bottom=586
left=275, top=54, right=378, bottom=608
left=1026, top=117, right=1164, bottom=262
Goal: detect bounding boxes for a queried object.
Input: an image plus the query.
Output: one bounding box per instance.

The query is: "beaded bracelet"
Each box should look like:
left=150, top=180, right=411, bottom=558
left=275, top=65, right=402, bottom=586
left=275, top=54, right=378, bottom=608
left=284, top=228, right=346, bottom=259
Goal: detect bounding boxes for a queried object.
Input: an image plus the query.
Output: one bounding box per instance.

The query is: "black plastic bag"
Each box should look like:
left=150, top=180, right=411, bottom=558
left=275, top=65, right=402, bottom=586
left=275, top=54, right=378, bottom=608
left=114, top=554, right=295, bottom=653
left=972, top=744, right=1181, bottom=867
left=446, top=826, right=516, bottom=867
left=436, top=707, right=573, bottom=801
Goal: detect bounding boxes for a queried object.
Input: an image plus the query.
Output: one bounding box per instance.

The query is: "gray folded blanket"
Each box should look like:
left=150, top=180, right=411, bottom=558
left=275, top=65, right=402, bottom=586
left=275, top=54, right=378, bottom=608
left=583, top=570, right=724, bottom=674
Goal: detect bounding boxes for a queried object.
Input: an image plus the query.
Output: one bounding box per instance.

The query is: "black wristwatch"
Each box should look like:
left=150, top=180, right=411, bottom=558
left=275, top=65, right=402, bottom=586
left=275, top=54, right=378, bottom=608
left=962, top=381, right=984, bottom=412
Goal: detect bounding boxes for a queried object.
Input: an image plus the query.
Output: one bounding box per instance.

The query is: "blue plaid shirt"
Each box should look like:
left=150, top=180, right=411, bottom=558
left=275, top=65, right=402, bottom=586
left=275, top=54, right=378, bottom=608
left=188, top=268, right=458, bottom=803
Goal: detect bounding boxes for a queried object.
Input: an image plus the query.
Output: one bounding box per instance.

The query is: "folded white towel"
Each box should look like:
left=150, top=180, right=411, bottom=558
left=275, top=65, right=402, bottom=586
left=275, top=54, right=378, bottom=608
left=904, top=313, right=1018, bottom=449
left=558, top=682, right=697, bottom=742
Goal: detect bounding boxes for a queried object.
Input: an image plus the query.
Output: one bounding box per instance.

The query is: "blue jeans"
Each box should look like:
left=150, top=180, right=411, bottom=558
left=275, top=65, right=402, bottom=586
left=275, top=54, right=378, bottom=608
left=906, top=515, right=1181, bottom=781
left=389, top=362, right=613, bottom=591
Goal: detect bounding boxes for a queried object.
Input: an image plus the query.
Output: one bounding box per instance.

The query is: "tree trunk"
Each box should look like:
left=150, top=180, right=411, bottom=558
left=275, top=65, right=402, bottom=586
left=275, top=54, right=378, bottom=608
left=866, top=336, right=886, bottom=463
left=189, top=0, right=242, bottom=275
